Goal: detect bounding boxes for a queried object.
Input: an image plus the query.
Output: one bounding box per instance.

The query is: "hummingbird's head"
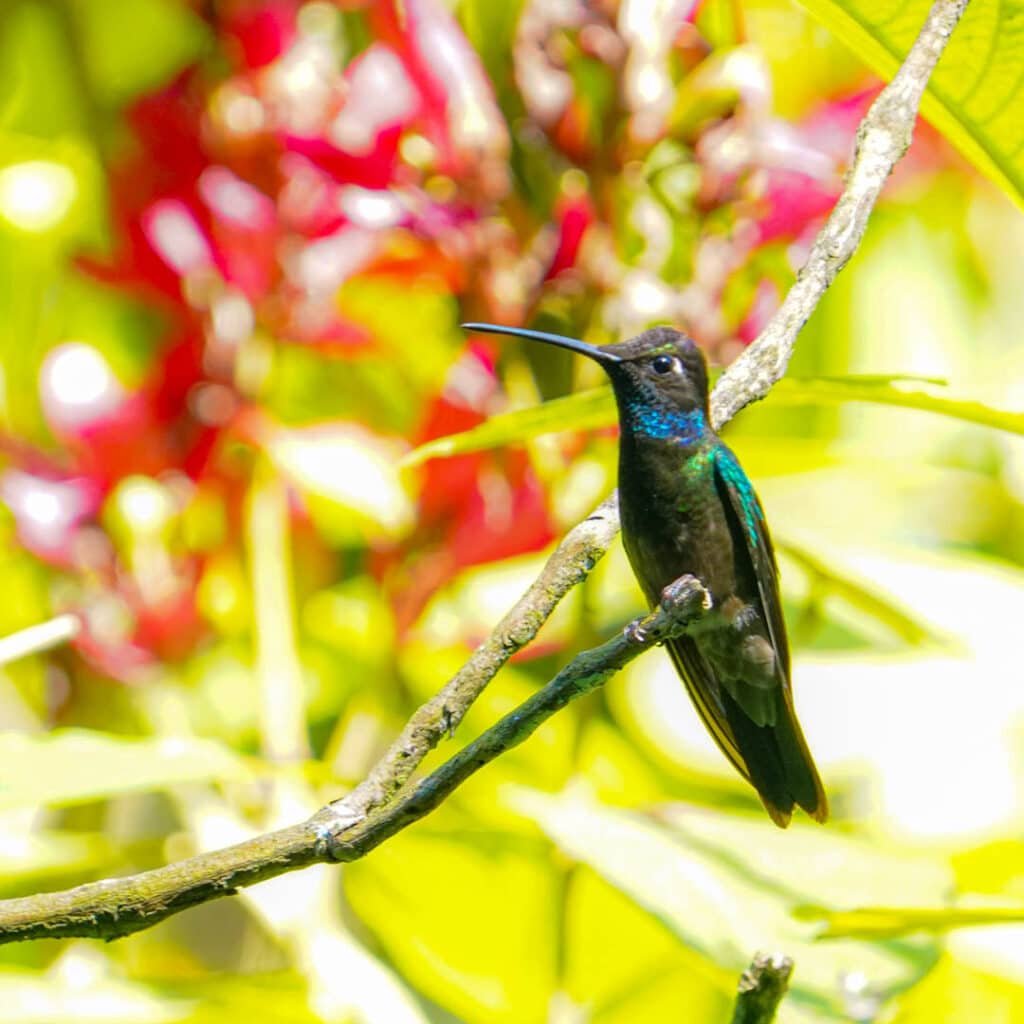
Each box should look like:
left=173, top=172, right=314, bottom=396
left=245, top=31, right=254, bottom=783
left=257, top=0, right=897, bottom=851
left=462, top=322, right=711, bottom=440
left=594, top=326, right=709, bottom=418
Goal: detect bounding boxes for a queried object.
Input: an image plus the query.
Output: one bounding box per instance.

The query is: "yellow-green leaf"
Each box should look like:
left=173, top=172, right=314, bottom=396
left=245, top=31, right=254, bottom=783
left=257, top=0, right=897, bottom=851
left=795, top=903, right=1024, bottom=939
left=795, top=0, right=1024, bottom=208
left=778, top=538, right=939, bottom=645
left=402, top=373, right=1016, bottom=466
left=769, top=376, right=1024, bottom=435
left=0, top=730, right=251, bottom=810
left=401, top=387, right=616, bottom=465
left=509, top=786, right=947, bottom=1018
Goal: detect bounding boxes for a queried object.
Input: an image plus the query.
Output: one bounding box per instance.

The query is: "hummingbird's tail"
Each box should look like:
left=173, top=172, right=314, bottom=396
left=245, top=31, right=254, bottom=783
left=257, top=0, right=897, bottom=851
left=665, top=639, right=828, bottom=827
left=722, top=687, right=828, bottom=828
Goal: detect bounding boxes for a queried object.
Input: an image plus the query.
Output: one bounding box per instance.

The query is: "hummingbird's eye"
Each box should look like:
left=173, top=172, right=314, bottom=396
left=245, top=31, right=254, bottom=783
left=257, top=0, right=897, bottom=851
left=651, top=354, right=679, bottom=375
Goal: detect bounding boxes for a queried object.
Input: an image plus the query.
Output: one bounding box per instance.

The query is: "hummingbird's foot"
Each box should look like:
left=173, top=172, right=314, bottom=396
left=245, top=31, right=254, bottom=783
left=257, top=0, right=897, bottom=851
left=624, top=612, right=658, bottom=645
left=659, top=574, right=712, bottom=617
left=625, top=575, right=710, bottom=645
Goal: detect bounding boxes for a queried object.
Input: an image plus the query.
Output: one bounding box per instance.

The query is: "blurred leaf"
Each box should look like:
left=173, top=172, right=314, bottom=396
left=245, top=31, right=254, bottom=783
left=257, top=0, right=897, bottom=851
left=402, top=374, right=1007, bottom=466
left=345, top=827, right=560, bottom=1024
left=795, top=904, right=1024, bottom=940
left=268, top=422, right=414, bottom=541
left=953, top=840, right=1024, bottom=897
left=459, top=0, right=527, bottom=89
left=511, top=788, right=749, bottom=968
left=0, top=952, right=188, bottom=1023
left=0, top=3, right=89, bottom=136
left=768, top=377, right=1024, bottom=436
left=0, top=830, right=113, bottom=896
left=402, top=387, right=615, bottom=465
left=69, top=0, right=210, bottom=107
left=336, top=276, right=462, bottom=396
left=777, top=538, right=939, bottom=645
left=0, top=133, right=105, bottom=249
left=566, top=866, right=735, bottom=1022
left=148, top=972, right=321, bottom=1024
left=302, top=576, right=396, bottom=667
left=0, top=730, right=250, bottom=810
left=510, top=787, right=948, bottom=1020
left=794, top=0, right=1024, bottom=209
left=888, top=955, right=1024, bottom=1023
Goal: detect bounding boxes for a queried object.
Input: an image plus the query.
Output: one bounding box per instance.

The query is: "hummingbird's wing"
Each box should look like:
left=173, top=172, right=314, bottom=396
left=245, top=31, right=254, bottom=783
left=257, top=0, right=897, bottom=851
left=704, top=446, right=828, bottom=826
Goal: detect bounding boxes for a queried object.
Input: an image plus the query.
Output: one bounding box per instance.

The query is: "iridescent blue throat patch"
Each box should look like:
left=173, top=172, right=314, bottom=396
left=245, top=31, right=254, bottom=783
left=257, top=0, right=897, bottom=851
left=623, top=402, right=706, bottom=443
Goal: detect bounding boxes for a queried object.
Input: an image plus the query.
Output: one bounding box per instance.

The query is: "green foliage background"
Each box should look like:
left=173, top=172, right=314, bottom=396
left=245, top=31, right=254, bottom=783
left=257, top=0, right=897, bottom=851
left=0, top=1, right=1023, bottom=1022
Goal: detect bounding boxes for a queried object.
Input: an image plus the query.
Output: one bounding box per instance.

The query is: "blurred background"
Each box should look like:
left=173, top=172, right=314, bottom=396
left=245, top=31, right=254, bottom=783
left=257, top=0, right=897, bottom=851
left=0, top=0, right=1022, bottom=1021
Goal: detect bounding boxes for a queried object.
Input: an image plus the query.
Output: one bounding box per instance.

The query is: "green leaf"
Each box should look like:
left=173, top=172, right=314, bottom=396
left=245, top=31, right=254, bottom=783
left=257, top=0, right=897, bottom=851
left=346, top=826, right=560, bottom=1023
left=267, top=423, right=414, bottom=541
left=888, top=955, right=1024, bottom=1023
left=777, top=538, right=939, bottom=646
left=69, top=0, right=210, bottom=107
left=769, top=376, right=1024, bottom=436
left=0, top=962, right=188, bottom=1023
left=794, top=0, right=1024, bottom=209
left=148, top=972, right=321, bottom=1024
left=402, top=373, right=1016, bottom=466
left=0, top=730, right=251, bottom=810
left=510, top=786, right=948, bottom=1020
left=795, top=903, right=1024, bottom=939
left=401, top=387, right=616, bottom=465
left=0, top=831, right=113, bottom=895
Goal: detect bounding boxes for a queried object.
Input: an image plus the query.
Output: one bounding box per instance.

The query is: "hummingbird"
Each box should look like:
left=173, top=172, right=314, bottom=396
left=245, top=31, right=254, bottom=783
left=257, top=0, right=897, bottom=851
left=463, top=322, right=827, bottom=827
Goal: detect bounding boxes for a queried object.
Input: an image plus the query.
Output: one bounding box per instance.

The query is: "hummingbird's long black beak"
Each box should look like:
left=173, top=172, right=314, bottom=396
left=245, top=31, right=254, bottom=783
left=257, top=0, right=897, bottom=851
left=462, top=322, right=621, bottom=364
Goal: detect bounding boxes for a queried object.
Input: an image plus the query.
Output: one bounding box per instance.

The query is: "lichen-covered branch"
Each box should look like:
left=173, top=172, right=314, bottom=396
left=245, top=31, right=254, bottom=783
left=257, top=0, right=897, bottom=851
left=0, top=0, right=969, bottom=946
left=0, top=584, right=704, bottom=944
left=712, top=0, right=971, bottom=425
left=331, top=492, right=621, bottom=823
left=730, top=953, right=794, bottom=1024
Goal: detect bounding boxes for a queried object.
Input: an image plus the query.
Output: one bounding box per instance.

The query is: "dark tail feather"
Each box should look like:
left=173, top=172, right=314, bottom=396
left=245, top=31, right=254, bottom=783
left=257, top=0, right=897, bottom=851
left=723, top=690, right=828, bottom=828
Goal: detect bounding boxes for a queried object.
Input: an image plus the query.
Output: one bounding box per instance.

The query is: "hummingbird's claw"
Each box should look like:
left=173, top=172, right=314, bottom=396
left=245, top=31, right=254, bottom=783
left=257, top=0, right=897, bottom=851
left=624, top=615, right=654, bottom=645
left=659, top=574, right=711, bottom=616
left=625, top=575, right=710, bottom=646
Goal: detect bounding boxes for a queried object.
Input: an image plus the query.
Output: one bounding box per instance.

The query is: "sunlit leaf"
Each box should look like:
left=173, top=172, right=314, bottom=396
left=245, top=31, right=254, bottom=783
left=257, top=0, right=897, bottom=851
left=794, top=0, right=1024, bottom=209
left=0, top=948, right=189, bottom=1023
left=795, top=904, right=1024, bottom=940
left=401, top=387, right=615, bottom=465
left=888, top=955, right=1024, bottom=1023
left=148, top=972, right=321, bottom=1024
left=566, top=866, right=735, bottom=1022
left=0, top=4, right=89, bottom=136
left=70, top=0, right=210, bottom=107
left=0, top=730, right=251, bottom=810
left=769, top=377, right=1024, bottom=436
left=0, top=830, right=113, bottom=895
left=510, top=786, right=948, bottom=1020
left=402, top=374, right=1013, bottom=466
left=777, top=538, right=939, bottom=645
left=345, top=826, right=560, bottom=1023
left=268, top=422, right=414, bottom=540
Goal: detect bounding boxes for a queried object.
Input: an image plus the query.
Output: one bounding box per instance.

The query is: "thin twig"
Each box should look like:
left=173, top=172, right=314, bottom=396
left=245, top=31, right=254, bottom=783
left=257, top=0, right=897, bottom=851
left=713, top=0, right=971, bottom=426
left=730, top=953, right=794, bottom=1024
left=331, top=493, right=620, bottom=822
left=0, top=0, right=970, bottom=945
left=0, top=587, right=703, bottom=943
left=0, top=614, right=80, bottom=668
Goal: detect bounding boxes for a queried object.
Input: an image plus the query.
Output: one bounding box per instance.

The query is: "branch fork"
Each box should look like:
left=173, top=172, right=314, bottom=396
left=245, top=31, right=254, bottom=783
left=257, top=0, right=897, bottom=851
left=0, top=0, right=971, bottom=951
